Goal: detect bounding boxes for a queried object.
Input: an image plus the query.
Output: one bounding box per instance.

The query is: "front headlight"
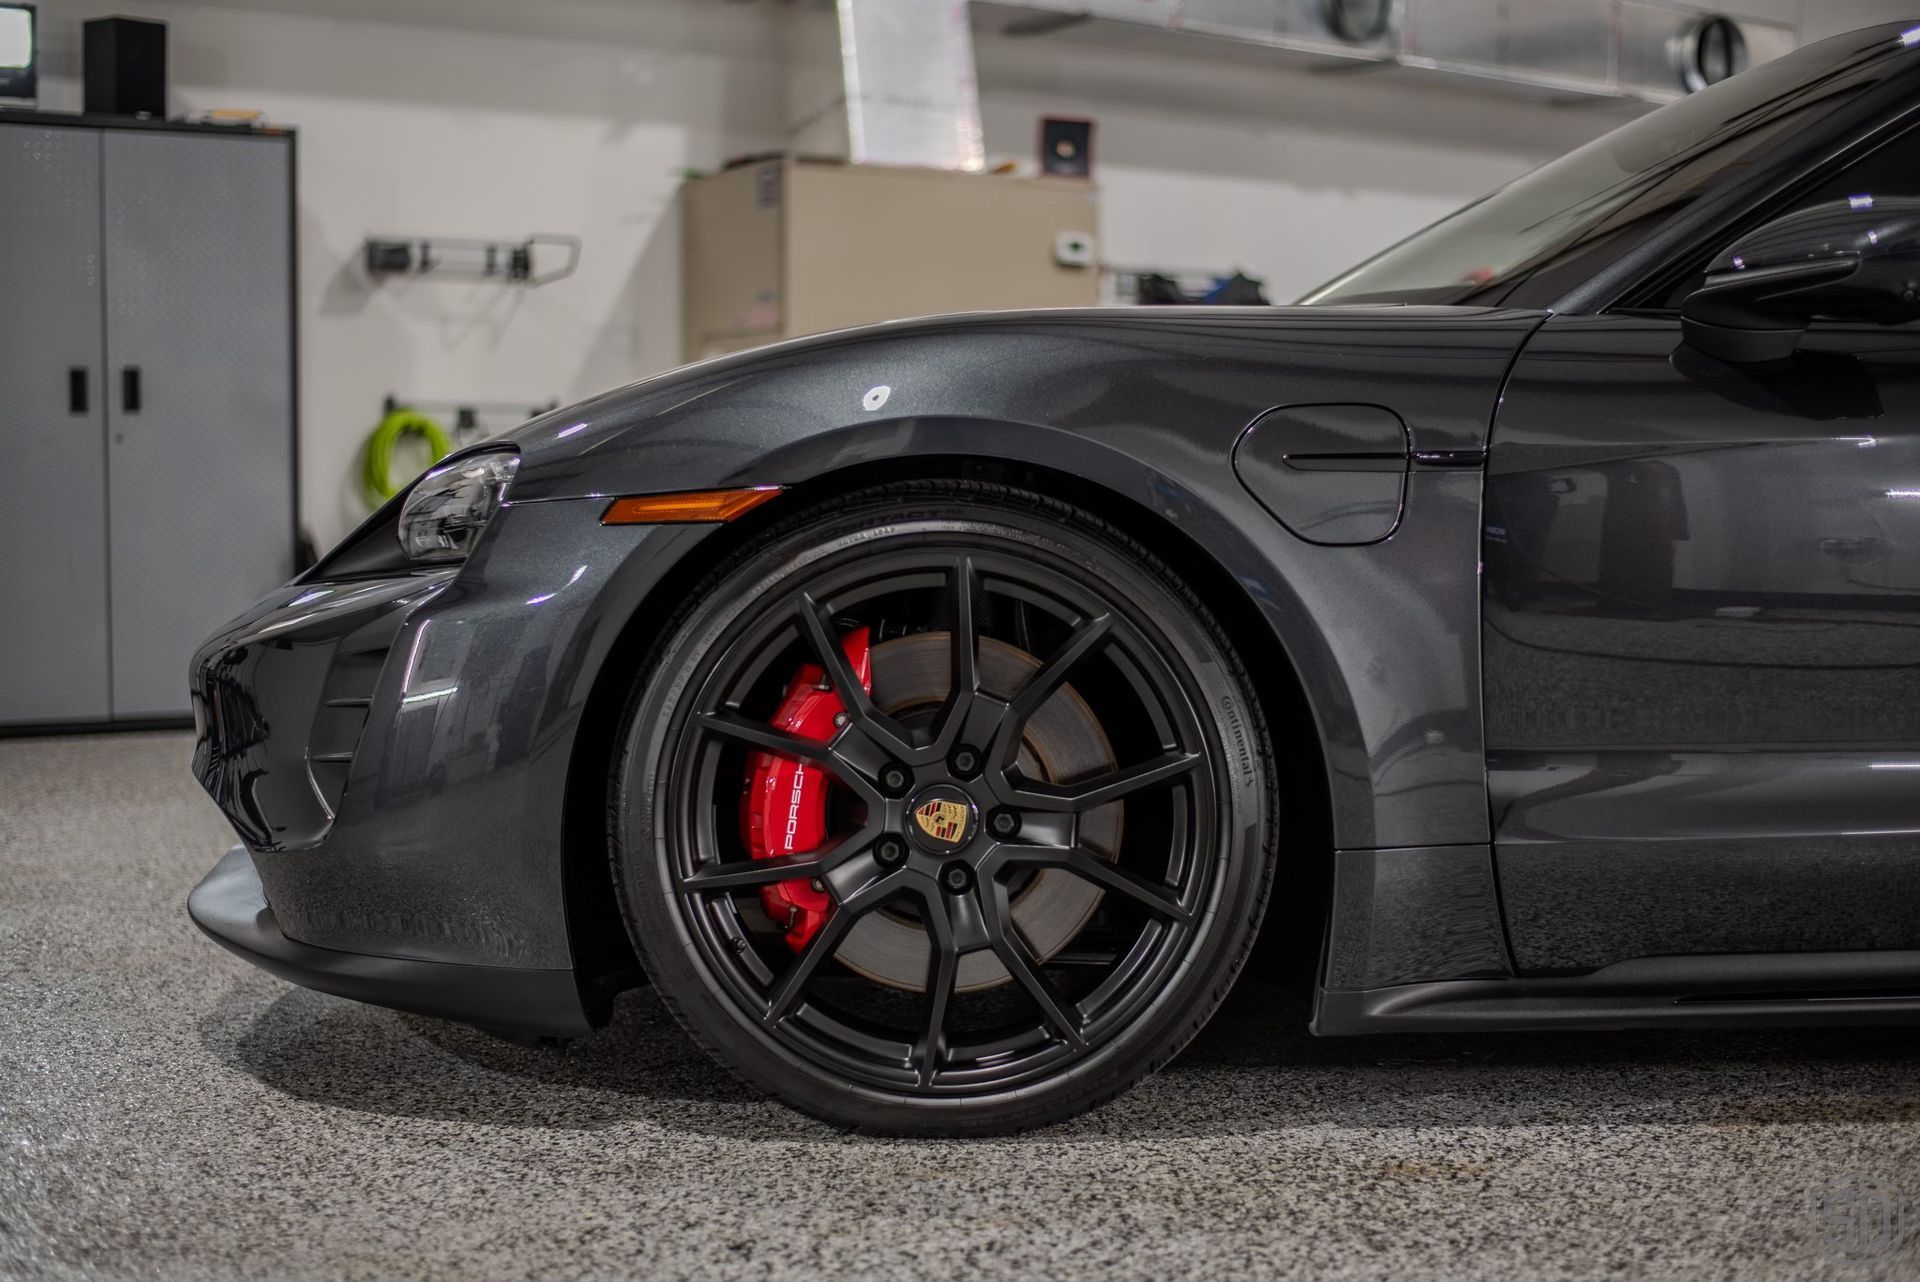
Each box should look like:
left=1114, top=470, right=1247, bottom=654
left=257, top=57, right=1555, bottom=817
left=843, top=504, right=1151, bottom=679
left=397, top=451, right=519, bottom=563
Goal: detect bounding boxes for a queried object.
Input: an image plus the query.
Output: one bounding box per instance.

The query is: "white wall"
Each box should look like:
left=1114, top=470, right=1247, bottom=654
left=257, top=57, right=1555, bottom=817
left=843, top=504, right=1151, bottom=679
left=973, top=29, right=1630, bottom=303
left=27, top=0, right=1920, bottom=548
left=33, top=0, right=787, bottom=549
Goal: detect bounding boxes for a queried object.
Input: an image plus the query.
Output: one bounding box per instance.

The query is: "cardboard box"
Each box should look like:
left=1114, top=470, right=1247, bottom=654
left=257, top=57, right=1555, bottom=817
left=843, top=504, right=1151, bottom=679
left=683, top=158, right=1099, bottom=362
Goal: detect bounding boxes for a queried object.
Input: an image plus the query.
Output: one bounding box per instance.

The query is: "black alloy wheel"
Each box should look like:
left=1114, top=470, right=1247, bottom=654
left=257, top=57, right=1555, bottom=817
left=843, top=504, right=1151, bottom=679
left=612, top=482, right=1275, bottom=1135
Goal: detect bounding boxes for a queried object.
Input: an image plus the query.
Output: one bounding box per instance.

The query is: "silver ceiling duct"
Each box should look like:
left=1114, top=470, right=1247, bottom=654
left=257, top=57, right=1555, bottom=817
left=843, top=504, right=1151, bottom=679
left=784, top=0, right=986, bottom=171
left=978, top=0, right=1800, bottom=105
left=781, top=0, right=1801, bottom=171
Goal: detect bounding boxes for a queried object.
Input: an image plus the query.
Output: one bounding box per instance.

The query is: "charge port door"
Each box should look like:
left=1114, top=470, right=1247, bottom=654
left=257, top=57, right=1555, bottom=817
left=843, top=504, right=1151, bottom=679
left=1232, top=403, right=1412, bottom=545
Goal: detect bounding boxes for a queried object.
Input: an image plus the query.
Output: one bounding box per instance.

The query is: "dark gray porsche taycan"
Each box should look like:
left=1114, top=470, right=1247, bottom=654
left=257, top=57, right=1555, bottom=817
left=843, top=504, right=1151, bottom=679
left=191, top=23, right=1920, bottom=1134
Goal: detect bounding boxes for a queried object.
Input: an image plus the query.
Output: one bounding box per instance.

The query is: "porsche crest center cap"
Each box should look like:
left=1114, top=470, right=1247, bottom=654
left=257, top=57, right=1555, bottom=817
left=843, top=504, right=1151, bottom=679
left=907, top=787, right=976, bottom=853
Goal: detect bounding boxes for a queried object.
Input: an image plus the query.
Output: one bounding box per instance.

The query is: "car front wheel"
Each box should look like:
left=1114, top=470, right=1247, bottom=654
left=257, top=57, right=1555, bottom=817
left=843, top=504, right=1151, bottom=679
left=612, top=481, right=1275, bottom=1135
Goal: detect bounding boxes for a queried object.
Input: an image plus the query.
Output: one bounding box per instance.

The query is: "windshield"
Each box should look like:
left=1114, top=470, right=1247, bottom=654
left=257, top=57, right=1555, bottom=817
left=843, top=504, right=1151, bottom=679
left=1300, top=22, right=1919, bottom=307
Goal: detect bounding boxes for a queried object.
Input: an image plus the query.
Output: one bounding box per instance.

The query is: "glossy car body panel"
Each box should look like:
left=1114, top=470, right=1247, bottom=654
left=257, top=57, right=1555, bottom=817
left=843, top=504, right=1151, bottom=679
left=504, top=307, right=1522, bottom=504
left=1485, top=313, right=1920, bottom=974
left=1232, top=403, right=1411, bottom=545
left=192, top=571, right=455, bottom=851
left=1496, top=835, right=1920, bottom=973
left=1491, top=748, right=1920, bottom=843
left=1322, top=846, right=1512, bottom=991
left=195, top=499, right=705, bottom=975
left=507, top=306, right=1542, bottom=852
left=1487, top=315, right=1920, bottom=750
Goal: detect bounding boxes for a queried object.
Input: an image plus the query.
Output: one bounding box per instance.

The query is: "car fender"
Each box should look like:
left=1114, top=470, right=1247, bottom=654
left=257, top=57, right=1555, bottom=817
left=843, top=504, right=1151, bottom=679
left=515, top=305, right=1544, bottom=850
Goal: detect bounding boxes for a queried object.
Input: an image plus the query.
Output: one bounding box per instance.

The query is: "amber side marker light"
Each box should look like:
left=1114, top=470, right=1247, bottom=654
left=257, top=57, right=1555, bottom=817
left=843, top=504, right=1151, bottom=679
left=601, top=486, right=783, bottom=525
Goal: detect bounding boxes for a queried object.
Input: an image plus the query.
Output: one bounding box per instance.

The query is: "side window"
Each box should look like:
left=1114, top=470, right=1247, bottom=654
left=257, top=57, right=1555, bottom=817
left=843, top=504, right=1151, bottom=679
left=1649, top=121, right=1920, bottom=310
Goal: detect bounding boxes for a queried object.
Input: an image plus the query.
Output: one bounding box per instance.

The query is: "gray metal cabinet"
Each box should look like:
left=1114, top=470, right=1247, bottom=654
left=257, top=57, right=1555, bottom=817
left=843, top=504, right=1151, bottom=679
left=0, top=117, right=295, bottom=727
left=0, top=125, right=111, bottom=724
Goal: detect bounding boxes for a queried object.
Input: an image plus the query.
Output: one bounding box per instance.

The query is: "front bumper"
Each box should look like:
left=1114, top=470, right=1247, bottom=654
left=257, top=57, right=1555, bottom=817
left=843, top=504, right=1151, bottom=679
left=185, top=498, right=713, bottom=1033
left=189, top=845, right=591, bottom=1037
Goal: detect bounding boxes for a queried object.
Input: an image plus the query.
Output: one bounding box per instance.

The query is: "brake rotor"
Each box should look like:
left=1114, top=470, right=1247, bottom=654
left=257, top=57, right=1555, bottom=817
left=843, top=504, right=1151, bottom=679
left=834, top=633, right=1123, bottom=993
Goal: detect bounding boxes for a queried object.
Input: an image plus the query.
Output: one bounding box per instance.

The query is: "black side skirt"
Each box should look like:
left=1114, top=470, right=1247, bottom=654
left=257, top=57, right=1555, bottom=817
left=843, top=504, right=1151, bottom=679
left=1315, top=949, right=1920, bottom=1034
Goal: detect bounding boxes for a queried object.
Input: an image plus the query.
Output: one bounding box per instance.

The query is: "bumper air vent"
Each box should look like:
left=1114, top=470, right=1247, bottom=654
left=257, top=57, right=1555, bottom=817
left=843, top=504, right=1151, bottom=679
left=306, top=643, right=391, bottom=816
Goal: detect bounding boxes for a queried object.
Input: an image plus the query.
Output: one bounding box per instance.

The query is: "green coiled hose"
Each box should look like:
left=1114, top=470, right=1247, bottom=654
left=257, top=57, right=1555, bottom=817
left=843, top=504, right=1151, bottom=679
left=360, top=407, right=453, bottom=510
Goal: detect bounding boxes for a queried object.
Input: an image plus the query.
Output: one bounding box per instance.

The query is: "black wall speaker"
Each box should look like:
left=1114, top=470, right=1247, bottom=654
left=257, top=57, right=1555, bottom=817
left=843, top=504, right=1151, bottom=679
left=84, top=16, right=166, bottom=117
left=1039, top=117, right=1094, bottom=179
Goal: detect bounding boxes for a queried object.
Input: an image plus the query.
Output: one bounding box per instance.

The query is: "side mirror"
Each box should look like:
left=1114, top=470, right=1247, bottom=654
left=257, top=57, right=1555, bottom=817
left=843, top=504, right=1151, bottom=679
left=1681, top=196, right=1920, bottom=363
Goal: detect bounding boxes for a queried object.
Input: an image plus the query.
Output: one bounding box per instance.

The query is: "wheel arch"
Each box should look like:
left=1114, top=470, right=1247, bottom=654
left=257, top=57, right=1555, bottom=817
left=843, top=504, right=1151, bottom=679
left=559, top=450, right=1338, bottom=1011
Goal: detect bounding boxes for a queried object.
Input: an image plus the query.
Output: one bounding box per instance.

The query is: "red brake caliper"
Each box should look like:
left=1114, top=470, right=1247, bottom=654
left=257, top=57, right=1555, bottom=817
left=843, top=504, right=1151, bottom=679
left=740, top=627, right=872, bottom=952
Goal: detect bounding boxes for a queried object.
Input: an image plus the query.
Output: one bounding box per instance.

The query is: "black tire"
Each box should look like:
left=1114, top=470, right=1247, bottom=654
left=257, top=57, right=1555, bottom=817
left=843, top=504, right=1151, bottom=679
left=610, top=481, right=1275, bottom=1136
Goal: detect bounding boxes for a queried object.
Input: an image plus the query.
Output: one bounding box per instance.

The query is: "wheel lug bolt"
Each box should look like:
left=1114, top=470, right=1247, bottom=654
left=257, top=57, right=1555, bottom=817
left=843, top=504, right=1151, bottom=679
left=988, top=808, right=1020, bottom=839
left=950, top=746, right=982, bottom=778
left=880, top=764, right=911, bottom=795
left=942, top=863, right=973, bottom=893
left=875, top=836, right=906, bottom=866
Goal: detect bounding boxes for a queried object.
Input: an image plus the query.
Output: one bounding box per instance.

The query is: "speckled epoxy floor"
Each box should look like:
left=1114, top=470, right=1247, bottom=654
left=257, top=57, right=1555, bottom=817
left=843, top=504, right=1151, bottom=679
left=4, top=731, right=1920, bottom=1281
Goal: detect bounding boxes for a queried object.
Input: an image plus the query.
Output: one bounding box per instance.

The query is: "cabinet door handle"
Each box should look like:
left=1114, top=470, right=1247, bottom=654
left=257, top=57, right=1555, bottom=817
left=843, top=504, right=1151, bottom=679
left=69, top=367, right=88, bottom=415
left=122, top=366, right=141, bottom=415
